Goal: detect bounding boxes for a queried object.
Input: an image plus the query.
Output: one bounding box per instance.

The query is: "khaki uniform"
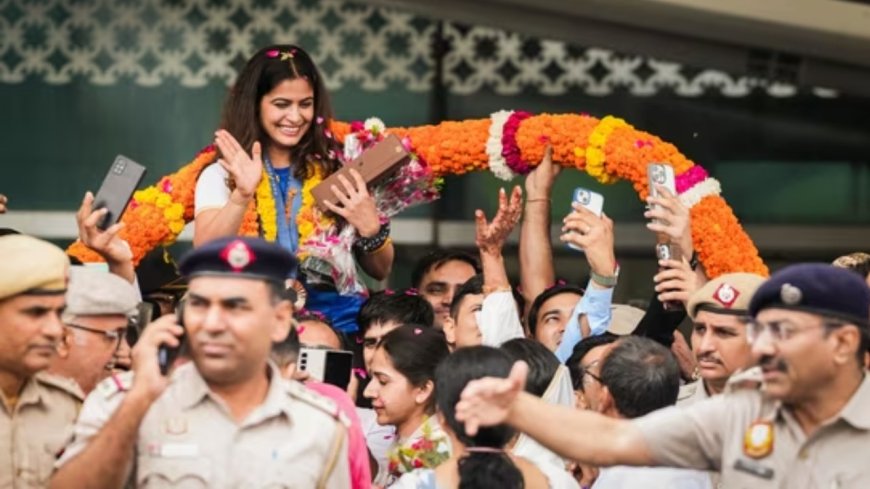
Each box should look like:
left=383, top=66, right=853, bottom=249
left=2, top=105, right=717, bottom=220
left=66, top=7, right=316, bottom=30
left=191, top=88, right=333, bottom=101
left=634, top=370, right=870, bottom=489
left=677, top=380, right=710, bottom=406
left=58, top=363, right=351, bottom=488
left=1, top=372, right=83, bottom=488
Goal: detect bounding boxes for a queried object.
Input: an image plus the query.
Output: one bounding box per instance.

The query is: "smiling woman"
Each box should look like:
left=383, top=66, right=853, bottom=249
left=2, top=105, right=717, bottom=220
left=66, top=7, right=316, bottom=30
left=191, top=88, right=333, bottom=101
left=187, top=45, right=394, bottom=335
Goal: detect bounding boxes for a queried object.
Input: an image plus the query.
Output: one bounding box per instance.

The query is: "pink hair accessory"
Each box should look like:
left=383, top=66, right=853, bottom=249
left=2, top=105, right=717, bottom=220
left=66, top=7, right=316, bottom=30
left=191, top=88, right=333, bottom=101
left=352, top=368, right=368, bottom=379
left=414, top=328, right=422, bottom=335
left=316, top=116, right=324, bottom=125
left=405, top=288, right=420, bottom=296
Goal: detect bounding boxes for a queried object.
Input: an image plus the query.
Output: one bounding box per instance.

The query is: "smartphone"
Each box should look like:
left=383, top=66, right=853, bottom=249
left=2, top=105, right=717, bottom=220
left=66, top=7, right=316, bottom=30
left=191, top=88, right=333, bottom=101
left=92, top=155, right=147, bottom=230
left=298, top=348, right=353, bottom=390
left=158, top=301, right=186, bottom=376
left=647, top=163, right=684, bottom=310
left=568, top=187, right=604, bottom=252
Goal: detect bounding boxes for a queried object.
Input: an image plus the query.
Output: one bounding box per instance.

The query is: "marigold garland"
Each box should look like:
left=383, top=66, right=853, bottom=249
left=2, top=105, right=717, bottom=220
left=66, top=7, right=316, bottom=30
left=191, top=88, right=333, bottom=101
left=69, top=113, right=767, bottom=278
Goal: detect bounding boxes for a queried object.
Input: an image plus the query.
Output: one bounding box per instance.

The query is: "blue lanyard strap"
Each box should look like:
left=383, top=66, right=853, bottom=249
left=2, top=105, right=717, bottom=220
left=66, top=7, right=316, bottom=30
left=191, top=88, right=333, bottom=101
left=261, top=154, right=303, bottom=257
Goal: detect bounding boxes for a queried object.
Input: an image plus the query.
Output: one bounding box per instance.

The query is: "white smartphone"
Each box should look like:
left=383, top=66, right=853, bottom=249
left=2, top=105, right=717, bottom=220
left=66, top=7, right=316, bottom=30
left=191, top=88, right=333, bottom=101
left=647, top=163, right=684, bottom=310
left=568, top=187, right=604, bottom=251
left=298, top=347, right=353, bottom=389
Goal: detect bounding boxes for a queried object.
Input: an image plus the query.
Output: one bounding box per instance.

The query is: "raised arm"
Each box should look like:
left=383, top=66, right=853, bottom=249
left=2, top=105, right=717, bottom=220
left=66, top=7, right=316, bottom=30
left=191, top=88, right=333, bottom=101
left=75, top=192, right=136, bottom=284
left=476, top=186, right=524, bottom=345
left=193, top=130, right=264, bottom=247
left=456, top=361, right=654, bottom=467
left=50, top=315, right=181, bottom=489
left=519, top=146, right=560, bottom=312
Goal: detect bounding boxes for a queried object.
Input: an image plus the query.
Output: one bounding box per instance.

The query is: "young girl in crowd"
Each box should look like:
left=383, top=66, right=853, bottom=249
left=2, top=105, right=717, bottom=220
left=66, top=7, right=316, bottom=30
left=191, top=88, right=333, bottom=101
left=394, top=346, right=549, bottom=489
left=363, top=325, right=451, bottom=486
left=193, top=44, right=394, bottom=334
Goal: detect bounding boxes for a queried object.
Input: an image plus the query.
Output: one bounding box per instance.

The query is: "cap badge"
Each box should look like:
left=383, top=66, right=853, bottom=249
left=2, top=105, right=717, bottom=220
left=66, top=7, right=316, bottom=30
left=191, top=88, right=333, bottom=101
left=743, top=420, right=774, bottom=459
left=220, top=240, right=255, bottom=272
left=713, top=283, right=740, bottom=308
left=780, top=283, right=802, bottom=306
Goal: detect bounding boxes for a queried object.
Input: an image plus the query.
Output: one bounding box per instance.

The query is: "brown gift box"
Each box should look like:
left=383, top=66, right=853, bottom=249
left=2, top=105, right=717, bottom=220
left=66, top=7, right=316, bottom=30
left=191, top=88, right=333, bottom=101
left=311, top=133, right=411, bottom=211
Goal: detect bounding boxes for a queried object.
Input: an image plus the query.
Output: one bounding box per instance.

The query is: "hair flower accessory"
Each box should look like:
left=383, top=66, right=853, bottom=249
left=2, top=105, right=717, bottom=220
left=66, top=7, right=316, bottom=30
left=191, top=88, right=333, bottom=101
left=266, top=48, right=297, bottom=60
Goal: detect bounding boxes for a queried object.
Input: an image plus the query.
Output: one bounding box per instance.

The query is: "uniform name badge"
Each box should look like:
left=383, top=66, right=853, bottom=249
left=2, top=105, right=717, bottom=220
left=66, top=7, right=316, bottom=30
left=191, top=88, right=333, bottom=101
left=743, top=420, right=774, bottom=459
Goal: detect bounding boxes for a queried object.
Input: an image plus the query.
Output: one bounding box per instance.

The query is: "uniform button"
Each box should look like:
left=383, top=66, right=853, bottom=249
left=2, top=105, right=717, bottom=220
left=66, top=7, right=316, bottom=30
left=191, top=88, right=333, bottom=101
left=798, top=449, right=809, bottom=460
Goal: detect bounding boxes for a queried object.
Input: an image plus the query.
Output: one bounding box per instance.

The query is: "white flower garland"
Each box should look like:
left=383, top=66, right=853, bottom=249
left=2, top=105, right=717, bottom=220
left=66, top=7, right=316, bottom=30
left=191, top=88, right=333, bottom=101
left=486, top=110, right=519, bottom=181
left=679, top=178, right=722, bottom=209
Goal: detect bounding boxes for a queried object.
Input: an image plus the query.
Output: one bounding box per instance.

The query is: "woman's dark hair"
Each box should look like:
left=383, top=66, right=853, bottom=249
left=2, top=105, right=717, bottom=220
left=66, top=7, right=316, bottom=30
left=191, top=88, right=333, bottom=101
left=436, top=347, right=524, bottom=489
left=500, top=338, right=559, bottom=397
left=526, top=284, right=585, bottom=337
left=357, top=291, right=435, bottom=334
left=220, top=44, right=341, bottom=181
left=378, top=325, right=450, bottom=412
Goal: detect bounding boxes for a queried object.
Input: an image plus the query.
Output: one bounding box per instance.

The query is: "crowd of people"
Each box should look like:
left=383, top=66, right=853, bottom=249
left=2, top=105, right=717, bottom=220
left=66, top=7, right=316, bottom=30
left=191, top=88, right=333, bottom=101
left=1, top=43, right=869, bottom=489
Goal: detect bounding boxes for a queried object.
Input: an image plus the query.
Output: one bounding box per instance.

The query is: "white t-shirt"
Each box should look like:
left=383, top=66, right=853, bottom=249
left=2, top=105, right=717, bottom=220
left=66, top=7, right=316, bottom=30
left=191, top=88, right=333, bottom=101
left=194, top=163, right=231, bottom=216
left=479, top=290, right=525, bottom=347
left=357, top=406, right=396, bottom=486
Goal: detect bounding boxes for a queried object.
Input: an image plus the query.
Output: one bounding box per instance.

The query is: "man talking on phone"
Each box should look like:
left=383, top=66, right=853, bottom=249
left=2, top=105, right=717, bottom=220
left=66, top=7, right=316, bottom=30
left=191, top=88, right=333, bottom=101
left=51, top=237, right=351, bottom=488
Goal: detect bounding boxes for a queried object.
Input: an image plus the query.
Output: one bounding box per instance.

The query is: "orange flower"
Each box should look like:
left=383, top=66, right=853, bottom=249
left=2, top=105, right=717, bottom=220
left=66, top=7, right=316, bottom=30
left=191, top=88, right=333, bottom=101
left=70, top=117, right=767, bottom=278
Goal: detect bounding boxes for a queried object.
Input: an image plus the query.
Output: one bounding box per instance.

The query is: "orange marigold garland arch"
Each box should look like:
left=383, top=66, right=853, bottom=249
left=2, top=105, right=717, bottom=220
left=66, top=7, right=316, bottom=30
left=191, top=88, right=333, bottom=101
left=68, top=112, right=768, bottom=280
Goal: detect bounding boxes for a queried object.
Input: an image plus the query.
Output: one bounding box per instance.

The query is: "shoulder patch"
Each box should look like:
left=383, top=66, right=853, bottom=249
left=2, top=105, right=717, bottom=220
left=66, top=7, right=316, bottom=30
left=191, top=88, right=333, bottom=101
left=725, top=366, right=764, bottom=394
left=96, top=371, right=135, bottom=399
left=284, top=380, right=349, bottom=427
left=35, top=372, right=86, bottom=401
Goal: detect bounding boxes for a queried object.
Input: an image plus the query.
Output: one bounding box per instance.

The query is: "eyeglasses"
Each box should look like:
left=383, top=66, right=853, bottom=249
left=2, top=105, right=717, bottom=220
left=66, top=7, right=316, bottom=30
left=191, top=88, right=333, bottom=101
left=745, top=319, right=835, bottom=344
left=576, top=359, right=604, bottom=388
left=65, top=322, right=127, bottom=350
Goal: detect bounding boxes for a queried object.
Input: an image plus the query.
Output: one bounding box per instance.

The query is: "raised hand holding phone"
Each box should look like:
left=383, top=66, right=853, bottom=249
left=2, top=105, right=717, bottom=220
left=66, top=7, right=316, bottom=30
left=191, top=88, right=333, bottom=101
left=647, top=163, right=684, bottom=310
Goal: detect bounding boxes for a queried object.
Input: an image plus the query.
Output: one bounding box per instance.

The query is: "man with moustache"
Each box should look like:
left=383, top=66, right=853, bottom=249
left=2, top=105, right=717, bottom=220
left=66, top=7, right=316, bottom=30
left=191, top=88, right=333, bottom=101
left=456, top=264, right=870, bottom=489
left=678, top=273, right=766, bottom=405
left=0, top=235, right=82, bottom=488
left=51, top=237, right=351, bottom=488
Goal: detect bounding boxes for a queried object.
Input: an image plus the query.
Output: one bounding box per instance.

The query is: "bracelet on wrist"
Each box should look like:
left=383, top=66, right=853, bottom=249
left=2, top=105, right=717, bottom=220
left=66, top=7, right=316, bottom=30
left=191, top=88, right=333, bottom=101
left=590, top=264, right=620, bottom=288
left=354, top=221, right=391, bottom=254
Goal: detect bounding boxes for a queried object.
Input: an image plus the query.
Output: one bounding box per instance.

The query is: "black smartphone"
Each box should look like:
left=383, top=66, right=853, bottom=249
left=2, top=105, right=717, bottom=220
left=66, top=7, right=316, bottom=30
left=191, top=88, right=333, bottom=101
left=92, top=155, right=147, bottom=230
left=158, top=301, right=186, bottom=376
left=298, top=348, right=353, bottom=390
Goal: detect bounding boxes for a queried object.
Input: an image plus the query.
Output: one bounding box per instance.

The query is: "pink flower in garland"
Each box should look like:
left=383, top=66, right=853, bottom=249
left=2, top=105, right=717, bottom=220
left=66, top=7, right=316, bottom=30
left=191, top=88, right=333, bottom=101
left=502, top=111, right=533, bottom=175
left=675, top=165, right=709, bottom=193
left=266, top=49, right=280, bottom=58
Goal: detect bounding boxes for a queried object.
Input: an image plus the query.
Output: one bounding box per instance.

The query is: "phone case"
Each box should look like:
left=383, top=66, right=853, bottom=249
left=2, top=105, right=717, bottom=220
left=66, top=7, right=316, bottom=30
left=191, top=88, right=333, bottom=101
left=568, top=187, right=604, bottom=252
left=647, top=163, right=684, bottom=310
left=92, top=155, right=147, bottom=230
left=311, top=134, right=411, bottom=211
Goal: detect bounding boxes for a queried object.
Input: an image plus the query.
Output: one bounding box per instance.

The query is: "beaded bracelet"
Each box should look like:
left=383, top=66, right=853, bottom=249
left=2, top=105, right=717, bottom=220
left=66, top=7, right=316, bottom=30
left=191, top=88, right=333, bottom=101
left=354, top=221, right=391, bottom=254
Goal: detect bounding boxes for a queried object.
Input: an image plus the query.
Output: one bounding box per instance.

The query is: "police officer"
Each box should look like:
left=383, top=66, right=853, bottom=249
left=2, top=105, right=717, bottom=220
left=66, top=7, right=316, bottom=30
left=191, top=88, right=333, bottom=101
left=51, top=237, right=351, bottom=488
left=0, top=235, right=82, bottom=489
left=679, top=273, right=766, bottom=405
left=455, top=263, right=870, bottom=489
left=48, top=267, right=140, bottom=396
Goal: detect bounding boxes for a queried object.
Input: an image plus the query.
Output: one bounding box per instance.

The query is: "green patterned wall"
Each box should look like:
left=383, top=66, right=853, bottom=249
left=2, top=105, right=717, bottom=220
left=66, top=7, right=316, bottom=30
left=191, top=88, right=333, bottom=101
left=1, top=0, right=868, bottom=226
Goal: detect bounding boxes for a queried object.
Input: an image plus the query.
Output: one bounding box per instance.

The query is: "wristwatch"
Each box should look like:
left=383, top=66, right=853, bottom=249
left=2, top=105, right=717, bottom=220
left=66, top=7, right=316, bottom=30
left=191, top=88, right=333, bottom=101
left=590, top=264, right=620, bottom=288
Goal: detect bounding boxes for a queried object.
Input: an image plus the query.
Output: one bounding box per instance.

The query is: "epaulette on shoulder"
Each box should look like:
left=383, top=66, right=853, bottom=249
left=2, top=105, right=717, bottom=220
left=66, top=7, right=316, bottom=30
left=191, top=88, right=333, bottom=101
left=35, top=372, right=85, bottom=401
left=95, top=371, right=135, bottom=400
left=725, top=366, right=765, bottom=394
left=284, top=380, right=350, bottom=427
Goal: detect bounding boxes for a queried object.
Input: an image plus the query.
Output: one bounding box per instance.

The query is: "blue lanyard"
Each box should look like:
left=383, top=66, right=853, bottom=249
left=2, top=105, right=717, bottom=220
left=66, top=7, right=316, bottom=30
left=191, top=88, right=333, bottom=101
left=261, top=154, right=303, bottom=256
